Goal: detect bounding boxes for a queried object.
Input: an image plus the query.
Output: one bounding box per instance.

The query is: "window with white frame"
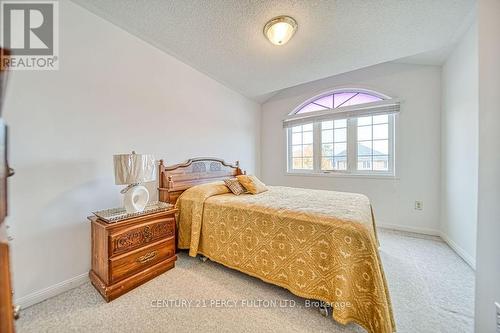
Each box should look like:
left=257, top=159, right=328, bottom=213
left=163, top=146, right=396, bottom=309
left=285, top=90, right=398, bottom=175
left=290, top=123, right=314, bottom=170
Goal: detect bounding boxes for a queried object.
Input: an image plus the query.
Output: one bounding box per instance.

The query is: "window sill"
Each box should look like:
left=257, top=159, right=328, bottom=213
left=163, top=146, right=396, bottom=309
left=285, top=171, right=399, bottom=180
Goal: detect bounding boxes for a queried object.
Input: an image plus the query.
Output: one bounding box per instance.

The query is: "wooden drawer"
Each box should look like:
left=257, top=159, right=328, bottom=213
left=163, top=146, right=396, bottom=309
left=109, top=217, right=175, bottom=256
left=110, top=238, right=175, bottom=283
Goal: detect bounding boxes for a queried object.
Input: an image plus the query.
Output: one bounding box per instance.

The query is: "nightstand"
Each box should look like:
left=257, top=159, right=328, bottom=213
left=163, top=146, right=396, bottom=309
left=88, top=209, right=177, bottom=302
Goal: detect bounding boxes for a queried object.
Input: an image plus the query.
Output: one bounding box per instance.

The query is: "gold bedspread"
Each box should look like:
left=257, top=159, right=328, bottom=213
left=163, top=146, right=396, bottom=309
left=176, top=182, right=395, bottom=333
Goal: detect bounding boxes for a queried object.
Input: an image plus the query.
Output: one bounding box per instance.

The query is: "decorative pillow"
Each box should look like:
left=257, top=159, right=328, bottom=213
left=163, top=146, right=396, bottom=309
left=236, top=175, right=268, bottom=194
left=224, top=178, right=246, bottom=195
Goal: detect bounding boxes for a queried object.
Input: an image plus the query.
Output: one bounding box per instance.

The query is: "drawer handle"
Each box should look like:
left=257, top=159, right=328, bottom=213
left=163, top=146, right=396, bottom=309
left=13, top=305, right=21, bottom=320
left=137, top=250, right=158, bottom=264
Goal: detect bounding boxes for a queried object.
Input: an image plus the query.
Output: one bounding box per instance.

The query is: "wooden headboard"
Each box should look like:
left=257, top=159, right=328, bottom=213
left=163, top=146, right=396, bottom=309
left=158, top=157, right=245, bottom=204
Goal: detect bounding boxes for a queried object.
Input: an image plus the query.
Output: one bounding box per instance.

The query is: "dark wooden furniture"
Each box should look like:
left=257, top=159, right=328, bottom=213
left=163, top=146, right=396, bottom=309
left=88, top=209, right=177, bottom=302
left=158, top=157, right=244, bottom=205
left=0, top=48, right=15, bottom=333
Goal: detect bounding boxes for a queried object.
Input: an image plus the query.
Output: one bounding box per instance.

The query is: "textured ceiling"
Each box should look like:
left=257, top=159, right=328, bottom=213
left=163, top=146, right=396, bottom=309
left=72, top=0, right=475, bottom=100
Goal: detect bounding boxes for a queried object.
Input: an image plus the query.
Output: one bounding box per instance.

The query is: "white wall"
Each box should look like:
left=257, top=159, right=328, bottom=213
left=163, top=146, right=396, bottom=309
left=3, top=1, right=260, bottom=304
left=475, top=0, right=500, bottom=331
left=440, top=22, right=478, bottom=268
left=261, top=63, right=442, bottom=234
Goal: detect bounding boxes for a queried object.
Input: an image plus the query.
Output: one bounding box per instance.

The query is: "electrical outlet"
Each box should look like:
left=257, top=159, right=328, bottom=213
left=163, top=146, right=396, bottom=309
left=495, top=302, right=500, bottom=332
left=414, top=201, right=423, bottom=210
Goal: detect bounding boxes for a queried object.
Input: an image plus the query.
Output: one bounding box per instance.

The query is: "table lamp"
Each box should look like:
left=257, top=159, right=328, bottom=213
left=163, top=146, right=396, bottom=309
left=113, top=151, right=156, bottom=213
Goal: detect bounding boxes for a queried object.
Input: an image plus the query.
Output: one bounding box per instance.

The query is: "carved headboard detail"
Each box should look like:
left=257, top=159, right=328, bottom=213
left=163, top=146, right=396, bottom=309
left=158, top=157, right=245, bottom=204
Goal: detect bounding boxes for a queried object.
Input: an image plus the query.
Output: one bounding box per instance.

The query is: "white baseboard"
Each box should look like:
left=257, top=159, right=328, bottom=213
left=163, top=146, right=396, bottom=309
left=12, top=226, right=476, bottom=309
left=15, top=273, right=89, bottom=309
left=439, top=232, right=476, bottom=270
left=377, top=222, right=476, bottom=270
left=377, top=223, right=441, bottom=236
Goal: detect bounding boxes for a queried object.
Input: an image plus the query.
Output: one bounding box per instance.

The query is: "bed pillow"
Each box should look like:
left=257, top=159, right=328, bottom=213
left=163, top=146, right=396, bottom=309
left=236, top=175, right=268, bottom=194
left=224, top=178, right=246, bottom=195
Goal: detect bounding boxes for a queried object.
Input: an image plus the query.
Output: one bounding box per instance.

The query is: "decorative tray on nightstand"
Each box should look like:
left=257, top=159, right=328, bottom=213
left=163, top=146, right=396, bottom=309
left=92, top=201, right=173, bottom=223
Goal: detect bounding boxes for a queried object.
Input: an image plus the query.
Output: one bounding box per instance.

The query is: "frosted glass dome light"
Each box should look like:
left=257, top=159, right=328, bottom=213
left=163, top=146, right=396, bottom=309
left=264, top=16, right=298, bottom=46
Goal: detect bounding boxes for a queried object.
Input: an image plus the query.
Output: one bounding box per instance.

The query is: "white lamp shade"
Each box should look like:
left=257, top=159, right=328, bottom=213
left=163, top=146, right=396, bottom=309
left=113, top=153, right=156, bottom=185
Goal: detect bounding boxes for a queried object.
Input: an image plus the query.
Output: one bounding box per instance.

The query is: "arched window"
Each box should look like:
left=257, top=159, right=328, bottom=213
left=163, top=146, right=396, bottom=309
left=285, top=89, right=399, bottom=175
left=296, top=91, right=383, bottom=114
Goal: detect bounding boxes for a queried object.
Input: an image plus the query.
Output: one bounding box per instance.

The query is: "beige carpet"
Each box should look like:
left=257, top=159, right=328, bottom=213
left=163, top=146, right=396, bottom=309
left=16, top=229, right=474, bottom=333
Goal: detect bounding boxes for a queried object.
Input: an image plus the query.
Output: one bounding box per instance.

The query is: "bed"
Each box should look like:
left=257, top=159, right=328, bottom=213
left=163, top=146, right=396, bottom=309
left=158, top=158, right=395, bottom=333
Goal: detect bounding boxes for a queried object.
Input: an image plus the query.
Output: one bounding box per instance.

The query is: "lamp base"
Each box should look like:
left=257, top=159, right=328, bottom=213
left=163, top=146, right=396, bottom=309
left=122, top=184, right=149, bottom=213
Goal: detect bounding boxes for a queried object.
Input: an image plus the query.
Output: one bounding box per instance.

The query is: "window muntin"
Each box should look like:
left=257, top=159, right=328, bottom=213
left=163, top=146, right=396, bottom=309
left=290, top=123, right=314, bottom=170
left=357, top=115, right=390, bottom=172
left=287, top=90, right=395, bottom=176
left=321, top=119, right=347, bottom=171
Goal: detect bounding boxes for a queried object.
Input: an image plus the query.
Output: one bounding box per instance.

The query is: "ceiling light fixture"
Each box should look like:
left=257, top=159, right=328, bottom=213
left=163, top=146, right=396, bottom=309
left=263, top=15, right=298, bottom=46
